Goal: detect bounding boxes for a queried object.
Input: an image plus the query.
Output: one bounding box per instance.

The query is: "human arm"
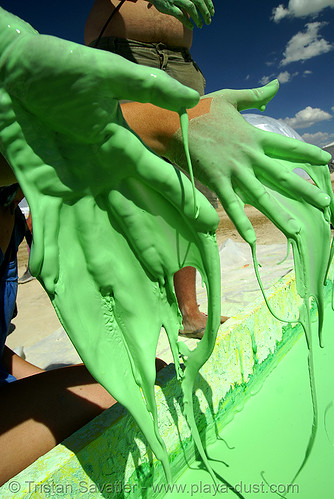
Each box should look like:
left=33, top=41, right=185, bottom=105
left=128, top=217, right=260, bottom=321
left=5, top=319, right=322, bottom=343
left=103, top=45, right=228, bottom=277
left=0, top=363, right=116, bottom=485
left=122, top=80, right=332, bottom=245
left=146, top=0, right=215, bottom=28
left=124, top=82, right=334, bottom=356
left=121, top=97, right=210, bottom=155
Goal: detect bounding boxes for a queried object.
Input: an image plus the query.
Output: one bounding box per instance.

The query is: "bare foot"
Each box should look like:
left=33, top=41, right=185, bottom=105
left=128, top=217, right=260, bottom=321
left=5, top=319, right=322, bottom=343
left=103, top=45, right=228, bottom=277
left=179, top=312, right=228, bottom=339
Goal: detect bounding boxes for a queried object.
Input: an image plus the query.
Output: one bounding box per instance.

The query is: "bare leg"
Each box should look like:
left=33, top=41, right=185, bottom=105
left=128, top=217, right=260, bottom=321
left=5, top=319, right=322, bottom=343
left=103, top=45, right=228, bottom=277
left=0, top=355, right=167, bottom=485
left=174, top=266, right=228, bottom=338
left=0, top=365, right=116, bottom=485
left=2, top=346, right=44, bottom=379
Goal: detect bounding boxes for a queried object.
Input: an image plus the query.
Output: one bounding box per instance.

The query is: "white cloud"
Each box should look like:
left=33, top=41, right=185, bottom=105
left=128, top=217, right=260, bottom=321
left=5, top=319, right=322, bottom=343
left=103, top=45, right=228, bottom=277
left=281, top=106, right=332, bottom=129
left=277, top=71, right=291, bottom=83
left=259, top=71, right=297, bottom=85
left=272, top=4, right=290, bottom=22
left=281, top=22, right=333, bottom=65
left=278, top=70, right=297, bottom=83
left=302, top=131, right=334, bottom=147
left=259, top=75, right=271, bottom=85
left=303, top=70, right=312, bottom=76
left=266, top=60, right=276, bottom=67
left=272, top=1, right=334, bottom=22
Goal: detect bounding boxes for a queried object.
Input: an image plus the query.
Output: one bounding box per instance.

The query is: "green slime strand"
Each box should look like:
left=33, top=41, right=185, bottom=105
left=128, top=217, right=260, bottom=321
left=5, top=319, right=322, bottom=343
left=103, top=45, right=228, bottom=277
left=179, top=109, right=199, bottom=219
left=167, top=86, right=334, bottom=481
left=0, top=8, right=221, bottom=481
left=178, top=109, right=220, bottom=484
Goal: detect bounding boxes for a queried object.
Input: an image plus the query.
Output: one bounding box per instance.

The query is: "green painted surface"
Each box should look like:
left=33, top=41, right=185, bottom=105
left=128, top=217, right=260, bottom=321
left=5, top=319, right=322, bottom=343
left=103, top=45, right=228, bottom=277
left=167, top=301, right=334, bottom=498
left=1, top=271, right=323, bottom=498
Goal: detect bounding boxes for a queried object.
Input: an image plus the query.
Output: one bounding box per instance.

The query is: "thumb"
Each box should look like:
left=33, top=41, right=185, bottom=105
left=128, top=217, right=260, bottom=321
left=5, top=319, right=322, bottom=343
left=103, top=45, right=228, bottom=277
left=102, top=54, right=200, bottom=113
left=233, top=80, right=279, bottom=112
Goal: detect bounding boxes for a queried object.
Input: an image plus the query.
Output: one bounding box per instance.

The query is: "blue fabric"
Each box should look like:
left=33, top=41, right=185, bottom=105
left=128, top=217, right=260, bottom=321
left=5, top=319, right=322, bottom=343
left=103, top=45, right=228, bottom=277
left=0, top=259, right=18, bottom=354
left=0, top=208, right=26, bottom=383
left=0, top=363, right=16, bottom=386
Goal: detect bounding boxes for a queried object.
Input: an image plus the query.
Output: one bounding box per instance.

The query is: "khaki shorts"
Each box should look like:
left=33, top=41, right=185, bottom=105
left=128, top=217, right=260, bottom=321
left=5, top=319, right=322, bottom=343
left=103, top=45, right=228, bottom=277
left=90, top=36, right=206, bottom=96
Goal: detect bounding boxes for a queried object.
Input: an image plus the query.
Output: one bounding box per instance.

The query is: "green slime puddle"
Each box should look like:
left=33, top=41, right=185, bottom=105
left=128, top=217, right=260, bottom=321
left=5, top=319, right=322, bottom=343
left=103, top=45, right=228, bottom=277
left=0, top=6, right=334, bottom=490
left=166, top=302, right=334, bottom=498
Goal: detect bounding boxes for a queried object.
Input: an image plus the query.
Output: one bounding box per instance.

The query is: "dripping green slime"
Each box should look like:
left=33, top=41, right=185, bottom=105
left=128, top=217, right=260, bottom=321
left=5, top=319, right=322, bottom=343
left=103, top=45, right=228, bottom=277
left=0, top=7, right=333, bottom=486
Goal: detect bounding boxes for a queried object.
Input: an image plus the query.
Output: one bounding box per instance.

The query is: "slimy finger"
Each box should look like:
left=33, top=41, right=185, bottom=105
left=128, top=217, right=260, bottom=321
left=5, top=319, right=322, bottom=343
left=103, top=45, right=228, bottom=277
left=94, top=51, right=200, bottom=111
left=260, top=130, right=331, bottom=165
left=135, top=146, right=219, bottom=232
left=205, top=0, right=215, bottom=16
left=176, top=0, right=203, bottom=27
left=215, top=182, right=256, bottom=244
left=167, top=5, right=195, bottom=29
left=234, top=80, right=279, bottom=112
left=191, top=0, right=210, bottom=25
left=235, top=173, right=301, bottom=237
left=260, top=157, right=331, bottom=210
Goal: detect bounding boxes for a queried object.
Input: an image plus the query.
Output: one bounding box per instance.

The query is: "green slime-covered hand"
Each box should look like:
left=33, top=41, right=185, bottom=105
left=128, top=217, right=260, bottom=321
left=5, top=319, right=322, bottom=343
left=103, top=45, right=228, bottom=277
left=0, top=8, right=221, bottom=480
left=167, top=81, right=333, bottom=338
left=167, top=82, right=334, bottom=479
left=146, top=0, right=214, bottom=28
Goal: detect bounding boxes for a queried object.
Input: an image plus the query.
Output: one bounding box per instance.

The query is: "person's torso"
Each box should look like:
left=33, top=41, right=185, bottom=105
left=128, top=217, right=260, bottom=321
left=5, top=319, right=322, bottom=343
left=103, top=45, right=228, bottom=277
left=84, top=0, right=193, bottom=48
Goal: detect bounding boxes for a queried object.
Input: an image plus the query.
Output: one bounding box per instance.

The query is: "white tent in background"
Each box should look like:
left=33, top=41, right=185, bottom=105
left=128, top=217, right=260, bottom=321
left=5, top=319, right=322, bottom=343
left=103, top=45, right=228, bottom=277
left=323, top=142, right=334, bottom=155
left=323, top=142, right=334, bottom=172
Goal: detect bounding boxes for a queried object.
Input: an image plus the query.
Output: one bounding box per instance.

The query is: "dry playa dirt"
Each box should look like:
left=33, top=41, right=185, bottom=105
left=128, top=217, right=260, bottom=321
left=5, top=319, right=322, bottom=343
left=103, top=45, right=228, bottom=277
left=8, top=202, right=287, bottom=352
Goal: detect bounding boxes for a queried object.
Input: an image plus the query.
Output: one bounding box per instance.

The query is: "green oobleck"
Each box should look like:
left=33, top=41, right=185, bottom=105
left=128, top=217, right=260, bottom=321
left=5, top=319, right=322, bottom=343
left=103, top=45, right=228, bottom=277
left=165, top=302, right=334, bottom=498
left=145, top=0, right=215, bottom=29
left=167, top=87, right=334, bottom=480
left=0, top=7, right=220, bottom=482
left=0, top=5, right=333, bottom=489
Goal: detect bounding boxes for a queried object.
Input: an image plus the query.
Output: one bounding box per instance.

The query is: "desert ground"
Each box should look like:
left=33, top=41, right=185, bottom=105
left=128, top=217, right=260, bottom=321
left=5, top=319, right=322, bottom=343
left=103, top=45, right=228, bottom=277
left=7, top=202, right=288, bottom=352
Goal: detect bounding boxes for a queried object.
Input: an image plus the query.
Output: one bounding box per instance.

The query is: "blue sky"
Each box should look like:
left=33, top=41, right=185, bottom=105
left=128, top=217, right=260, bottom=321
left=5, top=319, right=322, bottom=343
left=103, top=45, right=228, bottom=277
left=2, top=0, right=334, bottom=147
